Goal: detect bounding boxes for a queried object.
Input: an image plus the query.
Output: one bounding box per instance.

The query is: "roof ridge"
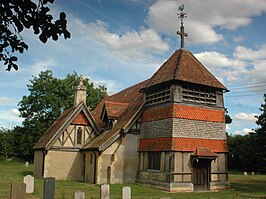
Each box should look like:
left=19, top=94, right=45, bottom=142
left=173, top=49, right=183, bottom=80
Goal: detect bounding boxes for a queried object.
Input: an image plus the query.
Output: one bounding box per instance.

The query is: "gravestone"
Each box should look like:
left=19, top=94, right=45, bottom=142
left=244, top=172, right=248, bottom=176
left=74, top=191, right=85, bottom=199
left=100, top=184, right=109, bottom=199
left=23, top=175, right=34, bottom=193
left=251, top=172, right=255, bottom=175
left=122, top=186, right=131, bottom=199
left=24, top=161, right=29, bottom=167
left=10, top=183, right=26, bottom=199
left=43, top=177, right=55, bottom=199
left=160, top=198, right=170, bottom=199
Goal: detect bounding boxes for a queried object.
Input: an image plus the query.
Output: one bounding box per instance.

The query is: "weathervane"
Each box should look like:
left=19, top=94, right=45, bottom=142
left=177, top=4, right=188, bottom=49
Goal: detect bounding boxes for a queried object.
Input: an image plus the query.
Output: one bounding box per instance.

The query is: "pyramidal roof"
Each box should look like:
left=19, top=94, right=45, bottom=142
left=145, top=49, right=227, bottom=90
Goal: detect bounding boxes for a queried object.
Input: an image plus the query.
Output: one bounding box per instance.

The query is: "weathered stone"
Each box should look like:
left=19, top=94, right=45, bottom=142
left=122, top=186, right=131, bottom=199
left=43, top=177, right=55, bottom=199
left=251, top=172, right=255, bottom=175
left=100, top=184, right=109, bottom=199
left=23, top=175, right=34, bottom=193
left=24, top=161, right=29, bottom=167
left=244, top=172, right=248, bottom=176
left=10, top=183, right=26, bottom=199
left=74, top=191, right=85, bottom=199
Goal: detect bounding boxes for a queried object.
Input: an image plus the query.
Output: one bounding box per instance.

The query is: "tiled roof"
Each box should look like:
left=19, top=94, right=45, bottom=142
left=141, top=104, right=225, bottom=123
left=33, top=107, right=76, bottom=149
left=139, top=137, right=228, bottom=152
left=105, top=101, right=129, bottom=118
left=85, top=80, right=149, bottom=150
left=71, top=111, right=90, bottom=125
left=145, top=49, right=227, bottom=90
left=192, top=146, right=218, bottom=157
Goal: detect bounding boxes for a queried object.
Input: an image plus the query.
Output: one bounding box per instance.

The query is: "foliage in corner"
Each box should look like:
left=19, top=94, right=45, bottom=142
left=0, top=0, right=71, bottom=71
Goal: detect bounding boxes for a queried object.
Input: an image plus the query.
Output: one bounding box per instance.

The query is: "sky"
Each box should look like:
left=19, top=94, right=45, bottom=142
left=1, top=0, right=266, bottom=135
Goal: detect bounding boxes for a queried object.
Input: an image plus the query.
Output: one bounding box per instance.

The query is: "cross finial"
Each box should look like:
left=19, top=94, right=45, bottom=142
left=177, top=4, right=188, bottom=49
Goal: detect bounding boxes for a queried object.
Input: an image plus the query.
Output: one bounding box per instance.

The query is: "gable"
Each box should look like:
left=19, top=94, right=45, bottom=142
left=72, top=111, right=90, bottom=125
left=34, top=102, right=99, bottom=150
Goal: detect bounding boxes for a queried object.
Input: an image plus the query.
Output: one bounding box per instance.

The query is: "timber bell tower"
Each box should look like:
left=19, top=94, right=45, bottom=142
left=137, top=5, right=229, bottom=192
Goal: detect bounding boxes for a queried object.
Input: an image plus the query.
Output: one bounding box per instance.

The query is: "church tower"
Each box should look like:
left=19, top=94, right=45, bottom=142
left=137, top=5, right=229, bottom=192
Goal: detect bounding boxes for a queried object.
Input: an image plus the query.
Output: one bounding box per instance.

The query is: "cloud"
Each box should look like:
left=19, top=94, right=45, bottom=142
left=235, top=128, right=255, bottom=136
left=234, top=112, right=258, bottom=121
left=87, top=20, right=169, bottom=61
left=0, top=97, right=12, bottom=104
left=0, top=108, right=23, bottom=128
left=233, top=36, right=245, bottom=42
left=234, top=45, right=266, bottom=61
left=146, top=0, right=266, bottom=45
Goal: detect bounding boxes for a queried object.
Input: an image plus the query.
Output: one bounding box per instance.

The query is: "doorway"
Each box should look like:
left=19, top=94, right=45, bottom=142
left=192, top=159, right=212, bottom=191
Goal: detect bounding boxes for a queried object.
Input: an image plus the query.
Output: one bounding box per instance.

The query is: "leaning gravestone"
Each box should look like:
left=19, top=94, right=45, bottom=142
left=24, top=161, right=29, bottom=168
left=10, top=183, right=26, bottom=199
left=74, top=191, right=85, bottom=199
left=100, top=184, right=110, bottom=199
left=43, top=177, right=55, bottom=199
left=122, top=186, right=131, bottom=199
left=23, top=175, right=34, bottom=193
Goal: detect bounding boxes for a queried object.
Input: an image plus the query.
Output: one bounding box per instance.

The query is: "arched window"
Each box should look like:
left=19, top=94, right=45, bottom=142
left=77, top=127, right=82, bottom=145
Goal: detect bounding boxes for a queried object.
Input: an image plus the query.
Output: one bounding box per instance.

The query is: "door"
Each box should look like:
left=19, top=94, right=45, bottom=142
left=192, top=159, right=211, bottom=191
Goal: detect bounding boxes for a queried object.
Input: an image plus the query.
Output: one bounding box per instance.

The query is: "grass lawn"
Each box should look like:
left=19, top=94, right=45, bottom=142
left=0, top=160, right=266, bottom=199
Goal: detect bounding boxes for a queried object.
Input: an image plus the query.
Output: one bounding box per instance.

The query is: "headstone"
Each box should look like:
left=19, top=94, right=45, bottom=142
left=160, top=198, right=170, bottom=199
left=244, top=172, right=248, bottom=176
left=23, top=175, right=34, bottom=193
left=43, top=177, right=55, bottom=199
left=74, top=191, right=85, bottom=199
left=24, top=161, right=29, bottom=167
left=100, top=184, right=109, bottom=199
left=122, top=186, right=131, bottom=199
left=10, top=183, right=26, bottom=199
left=251, top=172, right=255, bottom=175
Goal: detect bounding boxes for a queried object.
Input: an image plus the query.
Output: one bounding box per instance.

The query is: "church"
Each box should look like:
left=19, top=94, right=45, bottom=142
left=33, top=9, right=229, bottom=192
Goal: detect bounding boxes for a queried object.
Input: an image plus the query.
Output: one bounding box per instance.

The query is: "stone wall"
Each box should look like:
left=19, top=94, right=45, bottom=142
left=33, top=150, right=44, bottom=178
left=44, top=150, right=84, bottom=181
left=140, top=118, right=226, bottom=140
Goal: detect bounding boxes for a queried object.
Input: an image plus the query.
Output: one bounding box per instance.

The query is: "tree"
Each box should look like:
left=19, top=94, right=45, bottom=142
left=1, top=0, right=70, bottom=71
left=255, top=94, right=266, bottom=172
left=16, top=70, right=106, bottom=159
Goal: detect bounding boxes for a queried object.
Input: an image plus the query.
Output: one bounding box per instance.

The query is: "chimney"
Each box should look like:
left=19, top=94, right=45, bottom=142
left=74, top=76, right=87, bottom=107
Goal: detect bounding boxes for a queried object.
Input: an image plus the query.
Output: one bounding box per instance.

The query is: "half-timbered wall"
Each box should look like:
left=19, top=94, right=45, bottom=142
left=52, top=124, right=96, bottom=148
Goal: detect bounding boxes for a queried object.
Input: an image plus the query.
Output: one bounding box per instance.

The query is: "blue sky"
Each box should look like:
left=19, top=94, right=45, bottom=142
left=1, top=0, right=266, bottom=135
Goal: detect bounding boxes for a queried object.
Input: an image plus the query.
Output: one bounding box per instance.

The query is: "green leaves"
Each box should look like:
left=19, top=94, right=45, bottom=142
left=1, top=0, right=71, bottom=71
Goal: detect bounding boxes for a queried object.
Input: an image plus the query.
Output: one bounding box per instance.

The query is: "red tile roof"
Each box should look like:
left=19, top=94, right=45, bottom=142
left=86, top=80, right=149, bottom=150
left=104, top=100, right=129, bottom=118
left=192, top=146, right=218, bottom=157
left=71, top=111, right=90, bottom=125
left=141, top=104, right=225, bottom=123
left=145, top=49, right=227, bottom=90
left=139, top=137, right=228, bottom=152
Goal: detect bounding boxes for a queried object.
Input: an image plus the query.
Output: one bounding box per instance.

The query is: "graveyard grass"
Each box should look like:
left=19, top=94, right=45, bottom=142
left=1, top=160, right=266, bottom=199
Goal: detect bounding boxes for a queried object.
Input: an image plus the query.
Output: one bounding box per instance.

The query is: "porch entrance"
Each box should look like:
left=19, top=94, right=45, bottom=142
left=192, top=159, right=212, bottom=191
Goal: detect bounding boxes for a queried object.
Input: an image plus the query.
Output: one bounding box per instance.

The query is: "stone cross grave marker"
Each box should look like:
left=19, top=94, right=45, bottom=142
left=43, top=177, right=55, bottom=199
left=23, top=175, right=34, bottom=193
left=122, top=186, right=131, bottom=199
left=24, top=161, right=29, bottom=167
left=74, top=191, right=85, bottom=199
left=10, top=183, right=26, bottom=199
left=100, top=184, right=110, bottom=199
